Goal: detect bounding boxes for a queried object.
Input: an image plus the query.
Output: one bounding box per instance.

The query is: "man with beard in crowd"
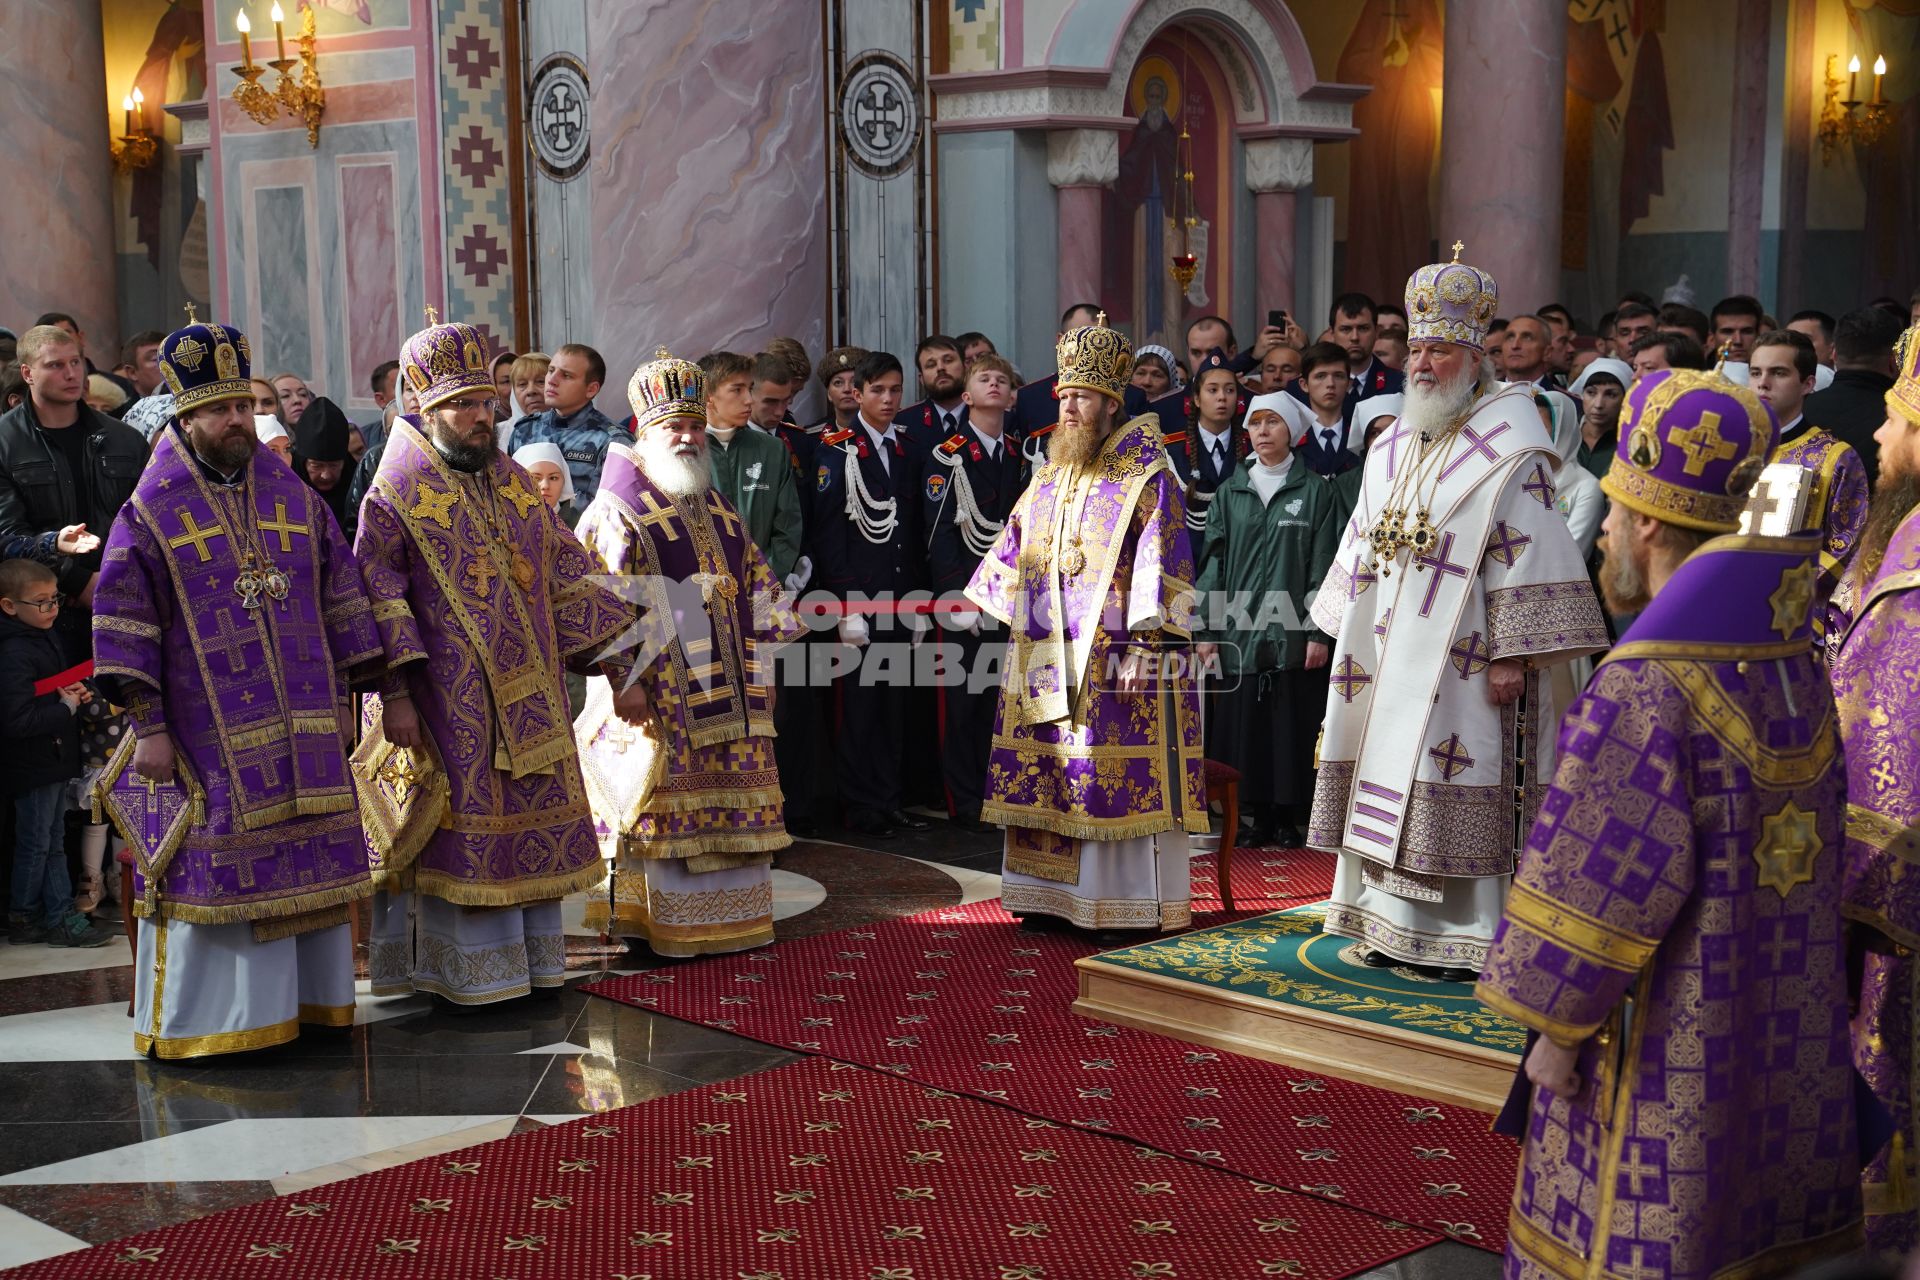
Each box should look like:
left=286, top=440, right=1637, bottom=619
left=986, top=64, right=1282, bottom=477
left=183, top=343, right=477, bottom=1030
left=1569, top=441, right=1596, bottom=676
left=899, top=335, right=969, bottom=450
left=1309, top=246, right=1606, bottom=981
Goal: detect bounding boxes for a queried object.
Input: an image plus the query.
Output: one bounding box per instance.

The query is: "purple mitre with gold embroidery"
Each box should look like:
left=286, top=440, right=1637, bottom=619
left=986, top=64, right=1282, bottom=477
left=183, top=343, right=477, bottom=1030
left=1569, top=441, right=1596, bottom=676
left=159, top=322, right=253, bottom=413
left=1404, top=241, right=1497, bottom=350
left=1602, top=368, right=1778, bottom=533
left=399, top=319, right=494, bottom=412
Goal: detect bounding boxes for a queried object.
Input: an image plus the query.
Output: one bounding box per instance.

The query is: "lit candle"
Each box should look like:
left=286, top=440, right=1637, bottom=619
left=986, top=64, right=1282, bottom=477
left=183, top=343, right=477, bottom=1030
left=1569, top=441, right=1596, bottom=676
left=1874, top=55, right=1887, bottom=103
left=270, top=2, right=287, bottom=62
left=121, top=94, right=133, bottom=136
left=1848, top=54, right=1860, bottom=101
left=131, top=86, right=145, bottom=134
left=237, top=9, right=254, bottom=71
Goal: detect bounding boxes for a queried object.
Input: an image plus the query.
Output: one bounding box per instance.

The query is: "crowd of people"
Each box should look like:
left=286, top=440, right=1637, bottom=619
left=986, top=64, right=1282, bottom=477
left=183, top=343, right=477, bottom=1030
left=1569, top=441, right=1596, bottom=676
left=0, top=251, right=1919, bottom=1275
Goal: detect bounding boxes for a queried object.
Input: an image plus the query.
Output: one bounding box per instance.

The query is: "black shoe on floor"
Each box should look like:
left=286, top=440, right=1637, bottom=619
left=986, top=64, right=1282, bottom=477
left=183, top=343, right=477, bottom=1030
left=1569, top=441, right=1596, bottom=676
left=950, top=813, right=993, bottom=834
left=1272, top=825, right=1305, bottom=849
left=1016, top=914, right=1067, bottom=934
left=845, top=812, right=898, bottom=840
left=1436, top=967, right=1479, bottom=984
left=886, top=809, right=932, bottom=832
left=1234, top=825, right=1272, bottom=849
left=788, top=821, right=823, bottom=840
left=1361, top=949, right=1399, bottom=968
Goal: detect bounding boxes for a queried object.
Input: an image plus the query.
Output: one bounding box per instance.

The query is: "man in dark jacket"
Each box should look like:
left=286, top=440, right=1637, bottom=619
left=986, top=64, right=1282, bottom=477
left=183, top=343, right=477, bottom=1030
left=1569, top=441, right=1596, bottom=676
left=0, top=325, right=149, bottom=662
left=0, top=557, right=113, bottom=947
left=1804, top=305, right=1905, bottom=483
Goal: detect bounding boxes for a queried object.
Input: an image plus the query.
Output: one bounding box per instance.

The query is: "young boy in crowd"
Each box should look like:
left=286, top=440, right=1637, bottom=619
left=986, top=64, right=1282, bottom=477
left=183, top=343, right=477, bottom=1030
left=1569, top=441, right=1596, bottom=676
left=0, top=558, right=113, bottom=947
left=1296, top=342, right=1360, bottom=478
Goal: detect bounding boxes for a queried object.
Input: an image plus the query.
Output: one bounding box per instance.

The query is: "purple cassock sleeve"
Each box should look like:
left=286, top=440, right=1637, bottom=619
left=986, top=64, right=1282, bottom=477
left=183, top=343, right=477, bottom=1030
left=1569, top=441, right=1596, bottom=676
left=1129, top=468, right=1196, bottom=637
left=91, top=514, right=172, bottom=738
left=1476, top=659, right=1691, bottom=1046
left=541, top=500, right=636, bottom=680
left=353, top=493, right=431, bottom=697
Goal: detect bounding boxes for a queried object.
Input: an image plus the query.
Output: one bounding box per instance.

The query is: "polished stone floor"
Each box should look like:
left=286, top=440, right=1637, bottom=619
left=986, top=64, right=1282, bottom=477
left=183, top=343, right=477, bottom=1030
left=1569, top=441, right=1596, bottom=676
left=0, top=816, right=1499, bottom=1279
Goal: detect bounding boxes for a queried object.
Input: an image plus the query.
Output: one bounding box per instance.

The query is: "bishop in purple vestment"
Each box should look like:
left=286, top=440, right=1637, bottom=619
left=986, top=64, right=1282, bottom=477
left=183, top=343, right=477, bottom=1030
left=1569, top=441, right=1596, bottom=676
left=354, top=319, right=634, bottom=1007
left=93, top=322, right=385, bottom=1059
left=1831, top=330, right=1920, bottom=1254
left=965, top=315, right=1206, bottom=937
left=1479, top=371, right=1864, bottom=1278
left=573, top=352, right=804, bottom=957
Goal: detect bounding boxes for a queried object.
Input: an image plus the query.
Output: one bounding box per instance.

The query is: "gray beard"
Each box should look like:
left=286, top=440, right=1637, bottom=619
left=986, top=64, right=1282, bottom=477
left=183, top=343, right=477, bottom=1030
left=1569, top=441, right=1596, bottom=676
left=639, top=434, right=711, bottom=497
left=1402, top=368, right=1479, bottom=437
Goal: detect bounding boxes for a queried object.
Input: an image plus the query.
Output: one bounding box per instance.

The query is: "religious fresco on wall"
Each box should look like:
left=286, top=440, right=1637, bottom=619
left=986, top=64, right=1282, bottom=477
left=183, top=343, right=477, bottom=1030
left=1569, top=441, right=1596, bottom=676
left=1102, top=31, right=1232, bottom=348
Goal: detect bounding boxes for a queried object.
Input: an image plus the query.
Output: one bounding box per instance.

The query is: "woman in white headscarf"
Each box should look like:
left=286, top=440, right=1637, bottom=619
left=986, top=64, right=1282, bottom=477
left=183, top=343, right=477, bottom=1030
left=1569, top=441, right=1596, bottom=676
left=254, top=415, right=294, bottom=466
left=1535, top=388, right=1605, bottom=708
left=511, top=441, right=576, bottom=513
left=1534, top=389, right=1603, bottom=557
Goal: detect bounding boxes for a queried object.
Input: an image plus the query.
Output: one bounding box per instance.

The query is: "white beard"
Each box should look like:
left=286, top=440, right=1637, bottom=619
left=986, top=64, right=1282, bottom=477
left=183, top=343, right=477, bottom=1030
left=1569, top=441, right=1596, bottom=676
left=638, top=433, right=711, bottom=497
left=1402, top=365, right=1480, bottom=437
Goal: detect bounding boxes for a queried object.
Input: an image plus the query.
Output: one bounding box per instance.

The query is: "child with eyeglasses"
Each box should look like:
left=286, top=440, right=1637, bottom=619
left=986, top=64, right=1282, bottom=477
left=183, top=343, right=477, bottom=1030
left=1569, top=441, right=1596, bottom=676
left=0, top=558, right=114, bottom=947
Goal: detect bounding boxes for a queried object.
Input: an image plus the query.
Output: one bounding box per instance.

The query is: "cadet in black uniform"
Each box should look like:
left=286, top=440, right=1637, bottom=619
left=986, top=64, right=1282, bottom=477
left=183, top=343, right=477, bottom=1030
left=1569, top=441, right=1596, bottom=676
left=809, top=351, right=931, bottom=838
left=923, top=352, right=1027, bottom=832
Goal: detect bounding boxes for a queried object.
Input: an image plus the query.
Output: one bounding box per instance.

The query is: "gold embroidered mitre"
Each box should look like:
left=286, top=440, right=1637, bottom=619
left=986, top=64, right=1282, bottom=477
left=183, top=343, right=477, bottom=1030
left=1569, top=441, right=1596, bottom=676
left=1055, top=313, right=1134, bottom=404
left=1405, top=241, right=1499, bottom=351
left=628, top=348, right=708, bottom=433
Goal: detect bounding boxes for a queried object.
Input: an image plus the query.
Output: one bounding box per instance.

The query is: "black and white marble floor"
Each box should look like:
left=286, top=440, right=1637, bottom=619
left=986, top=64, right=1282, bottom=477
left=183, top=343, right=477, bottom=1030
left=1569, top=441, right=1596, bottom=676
left=0, top=817, right=1498, bottom=1279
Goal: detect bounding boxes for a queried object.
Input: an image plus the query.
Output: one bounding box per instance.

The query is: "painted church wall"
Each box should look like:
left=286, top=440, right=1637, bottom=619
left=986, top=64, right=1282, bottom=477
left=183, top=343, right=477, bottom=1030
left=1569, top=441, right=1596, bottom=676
left=205, top=1, right=439, bottom=416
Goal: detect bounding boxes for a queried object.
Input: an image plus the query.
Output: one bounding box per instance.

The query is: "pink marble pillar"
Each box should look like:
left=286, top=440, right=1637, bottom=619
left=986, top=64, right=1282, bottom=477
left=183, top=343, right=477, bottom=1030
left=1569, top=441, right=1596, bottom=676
left=0, top=0, right=117, bottom=347
left=1244, top=138, right=1312, bottom=317
left=1046, top=129, right=1119, bottom=316
left=1437, top=0, right=1567, bottom=315
left=1055, top=185, right=1103, bottom=311
left=1254, top=191, right=1297, bottom=316
left=1725, top=0, right=1770, bottom=298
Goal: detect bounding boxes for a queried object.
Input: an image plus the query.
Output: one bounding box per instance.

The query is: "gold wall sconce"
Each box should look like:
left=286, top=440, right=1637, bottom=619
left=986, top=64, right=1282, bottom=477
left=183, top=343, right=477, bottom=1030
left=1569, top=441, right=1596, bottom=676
left=112, top=86, right=158, bottom=172
left=231, top=3, right=326, bottom=148
left=1819, top=52, right=1892, bottom=163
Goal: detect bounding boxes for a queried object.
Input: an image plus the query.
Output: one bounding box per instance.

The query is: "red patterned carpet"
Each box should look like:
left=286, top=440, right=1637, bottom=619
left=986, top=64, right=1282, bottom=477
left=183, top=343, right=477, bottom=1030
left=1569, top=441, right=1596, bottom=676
left=1191, top=845, right=1338, bottom=908
left=2, top=1058, right=1437, bottom=1280
left=587, top=850, right=1519, bottom=1255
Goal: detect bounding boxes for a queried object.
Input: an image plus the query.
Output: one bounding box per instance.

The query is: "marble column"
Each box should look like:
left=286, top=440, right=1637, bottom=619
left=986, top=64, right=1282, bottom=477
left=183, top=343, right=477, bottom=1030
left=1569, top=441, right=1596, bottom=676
left=1437, top=0, right=1567, bottom=315
left=1777, top=0, right=1817, bottom=312
left=0, top=0, right=117, bottom=347
left=585, top=1, right=827, bottom=414
left=1047, top=129, right=1119, bottom=315
left=1726, top=0, right=1771, bottom=299
left=1245, top=138, right=1313, bottom=318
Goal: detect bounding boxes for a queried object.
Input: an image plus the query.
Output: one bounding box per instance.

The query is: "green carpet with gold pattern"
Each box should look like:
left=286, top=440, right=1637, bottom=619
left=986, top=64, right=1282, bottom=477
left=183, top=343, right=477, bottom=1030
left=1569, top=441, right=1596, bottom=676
left=1093, top=904, right=1526, bottom=1055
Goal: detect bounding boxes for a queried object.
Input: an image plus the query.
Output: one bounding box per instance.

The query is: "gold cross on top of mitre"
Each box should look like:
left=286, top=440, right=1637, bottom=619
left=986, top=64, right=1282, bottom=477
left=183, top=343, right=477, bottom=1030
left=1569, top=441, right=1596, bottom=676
left=424, top=303, right=439, bottom=325
left=1450, top=240, right=1465, bottom=263
left=183, top=301, right=198, bottom=324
